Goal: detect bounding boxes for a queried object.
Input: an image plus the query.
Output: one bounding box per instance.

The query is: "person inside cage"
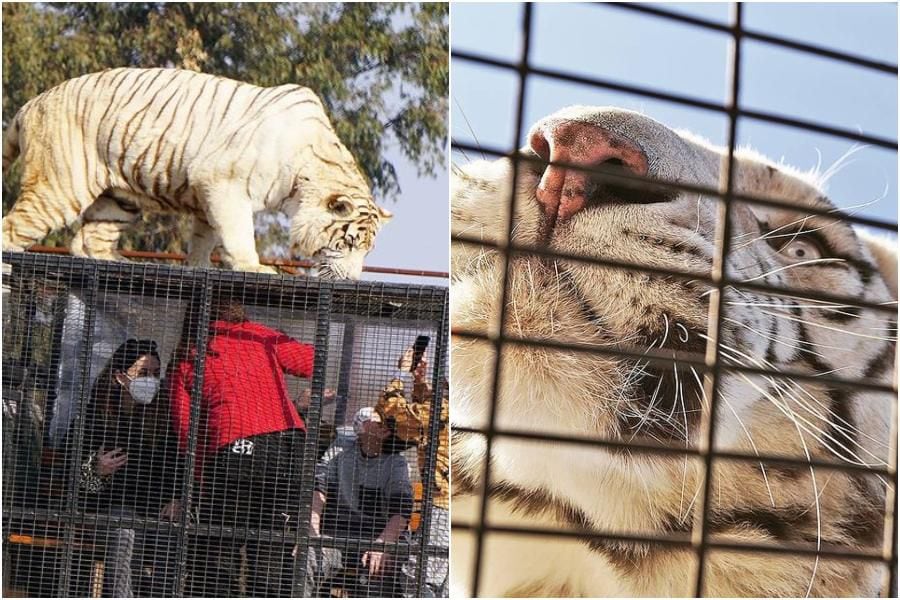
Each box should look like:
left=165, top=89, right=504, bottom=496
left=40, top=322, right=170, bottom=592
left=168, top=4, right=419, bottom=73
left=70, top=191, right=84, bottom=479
left=375, top=346, right=450, bottom=598
left=65, top=338, right=182, bottom=598
left=307, top=406, right=414, bottom=598
left=168, top=296, right=314, bottom=597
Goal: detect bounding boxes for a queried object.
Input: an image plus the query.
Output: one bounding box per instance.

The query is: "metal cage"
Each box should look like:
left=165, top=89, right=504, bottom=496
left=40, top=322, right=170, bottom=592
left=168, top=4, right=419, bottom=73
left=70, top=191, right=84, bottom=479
left=450, top=2, right=897, bottom=597
left=1, top=251, right=449, bottom=598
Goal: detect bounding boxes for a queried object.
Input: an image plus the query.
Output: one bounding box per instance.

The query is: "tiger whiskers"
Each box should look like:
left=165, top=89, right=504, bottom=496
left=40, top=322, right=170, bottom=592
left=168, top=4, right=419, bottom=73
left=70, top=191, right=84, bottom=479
left=709, top=336, right=889, bottom=468
left=738, top=257, right=849, bottom=283
left=690, top=365, right=777, bottom=508
left=724, top=316, right=832, bottom=359
left=732, top=370, right=823, bottom=597
left=759, top=309, right=897, bottom=342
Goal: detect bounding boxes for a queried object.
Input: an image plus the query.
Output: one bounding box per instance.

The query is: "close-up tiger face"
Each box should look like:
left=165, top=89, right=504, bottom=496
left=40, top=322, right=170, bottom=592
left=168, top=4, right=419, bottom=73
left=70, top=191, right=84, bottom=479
left=451, top=106, right=897, bottom=597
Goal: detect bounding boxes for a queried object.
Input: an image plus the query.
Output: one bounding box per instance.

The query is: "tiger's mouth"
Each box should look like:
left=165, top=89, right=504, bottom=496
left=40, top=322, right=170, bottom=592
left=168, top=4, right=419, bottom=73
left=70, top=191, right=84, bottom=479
left=310, top=248, right=365, bottom=280
left=560, top=264, right=710, bottom=446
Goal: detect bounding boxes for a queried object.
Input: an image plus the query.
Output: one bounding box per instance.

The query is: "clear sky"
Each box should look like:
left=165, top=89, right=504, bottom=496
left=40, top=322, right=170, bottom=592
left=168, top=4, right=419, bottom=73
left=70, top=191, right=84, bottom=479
left=450, top=2, right=898, bottom=235
left=360, top=141, right=449, bottom=286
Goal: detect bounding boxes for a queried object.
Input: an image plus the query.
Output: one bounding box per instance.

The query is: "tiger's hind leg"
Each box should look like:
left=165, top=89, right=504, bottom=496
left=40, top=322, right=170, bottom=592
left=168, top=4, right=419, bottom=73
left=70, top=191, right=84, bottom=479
left=186, top=217, right=220, bottom=268
left=2, top=185, right=82, bottom=252
left=70, top=194, right=140, bottom=261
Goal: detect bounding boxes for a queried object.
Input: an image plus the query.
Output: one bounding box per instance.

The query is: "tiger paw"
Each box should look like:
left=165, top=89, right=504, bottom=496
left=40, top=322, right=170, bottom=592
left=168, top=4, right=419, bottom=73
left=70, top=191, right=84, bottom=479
left=233, top=262, right=277, bottom=274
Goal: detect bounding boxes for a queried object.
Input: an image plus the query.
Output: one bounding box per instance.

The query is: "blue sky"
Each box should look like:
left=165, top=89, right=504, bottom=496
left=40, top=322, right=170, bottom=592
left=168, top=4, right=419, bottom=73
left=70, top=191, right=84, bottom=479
left=450, top=2, right=898, bottom=233
left=361, top=142, right=449, bottom=286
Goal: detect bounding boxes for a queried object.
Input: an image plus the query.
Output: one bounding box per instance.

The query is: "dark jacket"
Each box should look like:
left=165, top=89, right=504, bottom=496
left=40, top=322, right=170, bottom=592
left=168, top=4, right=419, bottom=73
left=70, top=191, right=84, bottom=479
left=67, top=402, right=182, bottom=517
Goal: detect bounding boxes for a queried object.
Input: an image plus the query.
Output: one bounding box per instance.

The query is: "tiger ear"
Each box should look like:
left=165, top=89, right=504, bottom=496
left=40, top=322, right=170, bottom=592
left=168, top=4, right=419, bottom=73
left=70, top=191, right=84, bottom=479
left=378, top=206, right=394, bottom=222
left=859, top=230, right=897, bottom=300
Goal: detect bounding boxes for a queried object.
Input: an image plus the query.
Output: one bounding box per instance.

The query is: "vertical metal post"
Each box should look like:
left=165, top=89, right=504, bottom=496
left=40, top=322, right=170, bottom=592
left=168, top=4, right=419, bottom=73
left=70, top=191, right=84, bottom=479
left=291, top=282, right=333, bottom=596
left=692, top=3, right=743, bottom=596
left=471, top=3, right=534, bottom=596
left=56, top=262, right=100, bottom=597
left=1, top=268, right=37, bottom=515
left=172, top=272, right=214, bottom=596
left=413, top=289, right=450, bottom=596
left=0, top=263, right=33, bottom=594
left=41, top=292, right=71, bottom=450
left=883, top=370, right=898, bottom=596
left=334, top=319, right=357, bottom=427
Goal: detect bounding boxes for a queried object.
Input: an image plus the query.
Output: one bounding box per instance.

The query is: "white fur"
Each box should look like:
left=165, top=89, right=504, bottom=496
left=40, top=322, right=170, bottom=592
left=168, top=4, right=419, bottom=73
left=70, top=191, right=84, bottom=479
left=2, top=68, right=390, bottom=278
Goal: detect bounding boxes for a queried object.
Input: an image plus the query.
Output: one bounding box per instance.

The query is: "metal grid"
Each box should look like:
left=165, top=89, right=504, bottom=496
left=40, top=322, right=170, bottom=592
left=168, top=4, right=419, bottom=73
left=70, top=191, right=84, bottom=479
left=450, top=3, right=898, bottom=597
left=1, top=252, right=449, bottom=597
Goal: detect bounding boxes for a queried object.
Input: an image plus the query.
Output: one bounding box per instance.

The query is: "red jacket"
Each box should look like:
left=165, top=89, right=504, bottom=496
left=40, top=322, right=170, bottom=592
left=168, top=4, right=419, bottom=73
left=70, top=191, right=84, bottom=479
left=169, top=320, right=313, bottom=467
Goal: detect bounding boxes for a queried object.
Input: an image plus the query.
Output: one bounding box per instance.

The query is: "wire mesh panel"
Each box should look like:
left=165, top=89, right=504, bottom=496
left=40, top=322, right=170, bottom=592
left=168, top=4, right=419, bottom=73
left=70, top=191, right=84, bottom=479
left=1, top=252, right=449, bottom=598
left=450, top=3, right=897, bottom=598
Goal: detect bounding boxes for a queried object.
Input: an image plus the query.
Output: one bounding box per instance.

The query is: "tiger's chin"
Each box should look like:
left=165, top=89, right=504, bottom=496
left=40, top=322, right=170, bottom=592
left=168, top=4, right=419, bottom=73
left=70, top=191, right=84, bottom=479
left=310, top=249, right=366, bottom=281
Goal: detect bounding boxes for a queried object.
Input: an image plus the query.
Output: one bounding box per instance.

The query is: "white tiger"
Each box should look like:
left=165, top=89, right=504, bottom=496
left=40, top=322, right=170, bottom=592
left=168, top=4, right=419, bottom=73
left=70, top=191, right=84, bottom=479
left=451, top=106, right=897, bottom=597
left=2, top=67, right=392, bottom=278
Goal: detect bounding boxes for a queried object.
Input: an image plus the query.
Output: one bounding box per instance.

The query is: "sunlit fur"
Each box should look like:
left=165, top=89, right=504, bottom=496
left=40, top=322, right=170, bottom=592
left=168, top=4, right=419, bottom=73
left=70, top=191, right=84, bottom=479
left=451, top=106, right=897, bottom=597
left=2, top=67, right=391, bottom=277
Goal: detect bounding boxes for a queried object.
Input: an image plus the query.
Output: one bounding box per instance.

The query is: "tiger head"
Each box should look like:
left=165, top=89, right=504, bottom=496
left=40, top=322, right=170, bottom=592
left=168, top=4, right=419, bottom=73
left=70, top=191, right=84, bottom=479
left=452, top=106, right=897, bottom=596
left=288, top=140, right=392, bottom=280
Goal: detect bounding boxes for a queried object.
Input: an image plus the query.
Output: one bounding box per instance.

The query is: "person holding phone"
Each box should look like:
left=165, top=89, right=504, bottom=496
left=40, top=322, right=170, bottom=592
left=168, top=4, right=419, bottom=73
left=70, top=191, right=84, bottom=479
left=68, top=339, right=181, bottom=597
left=375, top=338, right=450, bottom=596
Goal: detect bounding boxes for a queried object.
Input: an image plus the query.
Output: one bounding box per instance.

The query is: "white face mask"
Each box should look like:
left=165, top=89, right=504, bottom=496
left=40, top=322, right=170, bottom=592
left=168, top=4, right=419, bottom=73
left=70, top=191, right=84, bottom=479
left=126, top=376, right=160, bottom=405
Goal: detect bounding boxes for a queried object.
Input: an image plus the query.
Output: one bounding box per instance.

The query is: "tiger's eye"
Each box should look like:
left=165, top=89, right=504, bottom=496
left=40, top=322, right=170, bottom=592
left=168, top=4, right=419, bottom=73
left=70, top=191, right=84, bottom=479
left=777, top=238, right=824, bottom=262
left=328, top=197, right=353, bottom=216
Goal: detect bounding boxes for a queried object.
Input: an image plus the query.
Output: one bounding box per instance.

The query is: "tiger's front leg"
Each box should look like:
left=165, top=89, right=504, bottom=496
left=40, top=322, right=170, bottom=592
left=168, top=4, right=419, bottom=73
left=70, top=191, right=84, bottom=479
left=70, top=194, right=140, bottom=261
left=186, top=217, right=220, bottom=268
left=200, top=185, right=276, bottom=274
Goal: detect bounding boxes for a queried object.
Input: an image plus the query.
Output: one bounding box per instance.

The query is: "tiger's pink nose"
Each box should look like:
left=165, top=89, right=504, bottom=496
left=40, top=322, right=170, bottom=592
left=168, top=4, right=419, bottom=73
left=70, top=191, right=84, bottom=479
left=529, top=121, right=648, bottom=222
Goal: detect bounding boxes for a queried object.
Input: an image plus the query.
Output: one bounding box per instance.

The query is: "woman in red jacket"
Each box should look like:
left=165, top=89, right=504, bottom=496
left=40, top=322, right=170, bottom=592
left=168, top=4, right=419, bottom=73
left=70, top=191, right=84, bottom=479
left=169, top=299, right=314, bottom=597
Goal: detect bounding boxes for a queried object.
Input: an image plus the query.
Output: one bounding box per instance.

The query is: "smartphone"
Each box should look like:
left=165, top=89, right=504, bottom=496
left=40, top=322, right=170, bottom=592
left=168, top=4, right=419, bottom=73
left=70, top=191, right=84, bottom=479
left=410, top=335, right=430, bottom=372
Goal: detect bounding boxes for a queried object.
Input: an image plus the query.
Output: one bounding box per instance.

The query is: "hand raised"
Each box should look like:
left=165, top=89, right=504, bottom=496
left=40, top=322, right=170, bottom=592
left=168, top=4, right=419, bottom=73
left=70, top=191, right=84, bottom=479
left=413, top=359, right=429, bottom=384
left=96, top=446, right=128, bottom=477
left=361, top=550, right=386, bottom=576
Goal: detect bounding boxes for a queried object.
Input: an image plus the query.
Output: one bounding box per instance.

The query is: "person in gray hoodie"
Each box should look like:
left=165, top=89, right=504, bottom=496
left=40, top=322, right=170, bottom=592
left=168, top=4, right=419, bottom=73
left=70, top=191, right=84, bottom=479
left=308, top=407, right=413, bottom=597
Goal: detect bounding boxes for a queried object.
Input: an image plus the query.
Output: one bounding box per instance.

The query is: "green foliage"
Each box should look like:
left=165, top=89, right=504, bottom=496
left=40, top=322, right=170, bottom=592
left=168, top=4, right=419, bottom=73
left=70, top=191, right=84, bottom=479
left=1, top=2, right=447, bottom=254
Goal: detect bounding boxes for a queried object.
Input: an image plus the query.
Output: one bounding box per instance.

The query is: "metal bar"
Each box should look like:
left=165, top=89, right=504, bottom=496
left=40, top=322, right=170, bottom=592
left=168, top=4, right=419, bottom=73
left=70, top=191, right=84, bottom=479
left=4, top=505, right=448, bottom=557
left=414, top=288, right=450, bottom=596
left=172, top=273, right=214, bottom=596
left=451, top=425, right=894, bottom=477
left=609, top=2, right=898, bottom=75
left=693, top=5, right=744, bottom=595
left=56, top=262, right=99, bottom=597
left=291, top=283, right=333, bottom=597
left=2, top=251, right=448, bottom=304
left=334, top=319, right=357, bottom=427
left=449, top=141, right=899, bottom=233
left=450, top=521, right=891, bottom=563
left=22, top=245, right=450, bottom=280
left=1, top=270, right=38, bottom=513
left=451, top=52, right=898, bottom=150
left=470, top=4, right=534, bottom=597
left=451, top=233, right=899, bottom=317
left=1, top=263, right=35, bottom=594
left=884, top=362, right=900, bottom=595
left=450, top=329, right=897, bottom=395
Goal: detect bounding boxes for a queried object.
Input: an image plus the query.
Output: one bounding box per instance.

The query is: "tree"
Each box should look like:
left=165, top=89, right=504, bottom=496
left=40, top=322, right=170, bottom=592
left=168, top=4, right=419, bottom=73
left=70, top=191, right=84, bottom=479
left=2, top=2, right=447, bottom=254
